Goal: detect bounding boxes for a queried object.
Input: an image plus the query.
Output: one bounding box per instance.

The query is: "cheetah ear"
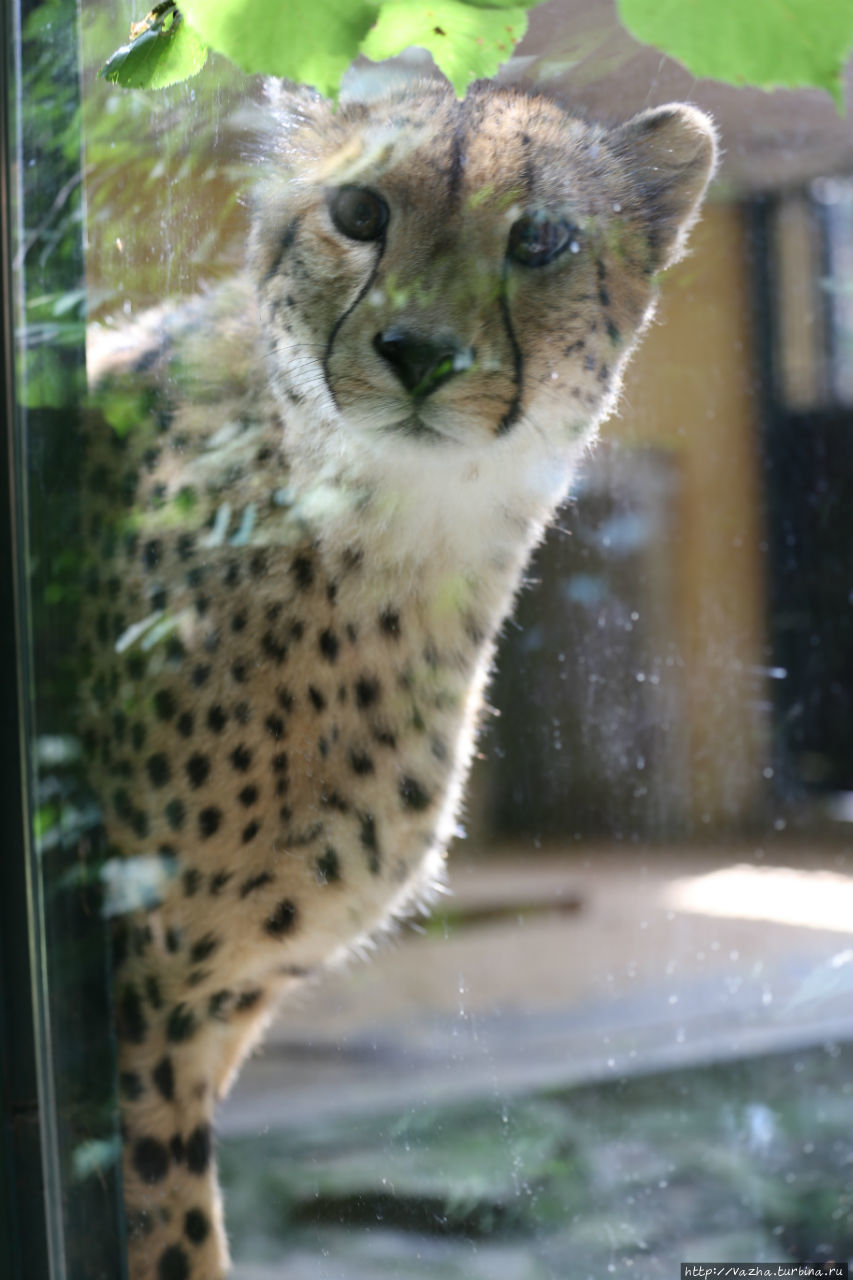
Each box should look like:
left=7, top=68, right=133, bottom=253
left=264, top=78, right=335, bottom=134
left=248, top=79, right=336, bottom=178
left=616, top=103, right=719, bottom=272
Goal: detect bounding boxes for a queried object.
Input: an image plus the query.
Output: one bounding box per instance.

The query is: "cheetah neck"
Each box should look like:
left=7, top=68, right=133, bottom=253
left=285, top=407, right=592, bottom=616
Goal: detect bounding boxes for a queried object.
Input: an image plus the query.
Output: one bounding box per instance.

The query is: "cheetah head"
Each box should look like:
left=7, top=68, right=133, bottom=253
left=251, top=80, right=717, bottom=468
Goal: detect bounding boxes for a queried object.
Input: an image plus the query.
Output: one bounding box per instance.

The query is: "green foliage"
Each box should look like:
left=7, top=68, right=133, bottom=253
left=96, top=385, right=155, bottom=437
left=618, top=0, right=853, bottom=110
left=100, top=0, right=853, bottom=107
left=20, top=291, right=86, bottom=408
left=100, top=0, right=543, bottom=98
left=100, top=2, right=207, bottom=90
left=361, top=0, right=530, bottom=95
left=179, top=0, right=375, bottom=98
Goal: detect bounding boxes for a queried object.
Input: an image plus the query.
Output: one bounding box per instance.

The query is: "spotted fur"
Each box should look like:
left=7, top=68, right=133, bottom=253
left=81, top=79, right=717, bottom=1278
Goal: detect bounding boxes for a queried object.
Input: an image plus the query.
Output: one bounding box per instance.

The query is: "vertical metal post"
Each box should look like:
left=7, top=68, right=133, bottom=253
left=0, top=0, right=57, bottom=1267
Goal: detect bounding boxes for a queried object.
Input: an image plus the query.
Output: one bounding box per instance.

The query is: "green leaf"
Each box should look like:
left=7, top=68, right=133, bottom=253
left=100, top=0, right=541, bottom=98
left=362, top=0, right=531, bottom=97
left=617, top=0, right=853, bottom=110
left=99, top=4, right=208, bottom=90
left=461, top=0, right=536, bottom=8
left=179, top=0, right=376, bottom=97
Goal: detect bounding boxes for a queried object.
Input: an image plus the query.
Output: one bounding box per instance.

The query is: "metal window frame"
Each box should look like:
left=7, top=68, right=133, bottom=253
left=0, top=0, right=57, bottom=1268
left=1, top=0, right=127, bottom=1274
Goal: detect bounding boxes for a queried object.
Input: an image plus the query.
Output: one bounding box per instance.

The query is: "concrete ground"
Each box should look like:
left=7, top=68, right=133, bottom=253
left=221, top=839, right=853, bottom=1136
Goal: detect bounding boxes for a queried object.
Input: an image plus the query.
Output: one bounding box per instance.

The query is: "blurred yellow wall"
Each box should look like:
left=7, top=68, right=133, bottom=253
left=611, top=203, right=768, bottom=829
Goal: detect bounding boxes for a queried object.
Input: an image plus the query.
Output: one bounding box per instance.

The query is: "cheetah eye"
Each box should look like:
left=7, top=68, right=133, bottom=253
left=507, top=212, right=580, bottom=267
left=329, top=185, right=389, bottom=242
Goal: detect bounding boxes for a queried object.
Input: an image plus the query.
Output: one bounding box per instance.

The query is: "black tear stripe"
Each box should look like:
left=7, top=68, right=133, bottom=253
left=519, top=131, right=536, bottom=203
left=496, top=264, right=524, bottom=435
left=497, top=127, right=535, bottom=436
left=264, top=215, right=301, bottom=285
left=446, top=107, right=466, bottom=210
left=322, top=234, right=388, bottom=411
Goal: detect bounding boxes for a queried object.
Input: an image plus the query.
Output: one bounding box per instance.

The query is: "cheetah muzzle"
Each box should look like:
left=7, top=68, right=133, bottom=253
left=81, top=77, right=718, bottom=1279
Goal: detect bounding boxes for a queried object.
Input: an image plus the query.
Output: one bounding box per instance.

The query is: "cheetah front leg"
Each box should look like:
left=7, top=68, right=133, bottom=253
left=118, top=992, right=229, bottom=1279
left=116, top=926, right=296, bottom=1280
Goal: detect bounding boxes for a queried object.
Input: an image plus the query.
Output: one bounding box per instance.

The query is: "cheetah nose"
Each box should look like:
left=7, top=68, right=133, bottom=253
left=372, top=327, right=472, bottom=398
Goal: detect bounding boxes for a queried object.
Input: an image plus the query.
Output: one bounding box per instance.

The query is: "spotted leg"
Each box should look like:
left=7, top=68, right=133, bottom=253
left=116, top=924, right=300, bottom=1280
left=118, top=994, right=229, bottom=1279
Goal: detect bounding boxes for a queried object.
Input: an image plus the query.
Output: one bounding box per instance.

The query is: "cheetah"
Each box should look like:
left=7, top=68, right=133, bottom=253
left=80, top=78, right=717, bottom=1279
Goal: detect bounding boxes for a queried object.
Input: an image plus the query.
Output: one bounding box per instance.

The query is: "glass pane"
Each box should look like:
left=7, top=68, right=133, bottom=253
left=8, top=0, right=125, bottom=1273
left=7, top=2, right=853, bottom=1278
